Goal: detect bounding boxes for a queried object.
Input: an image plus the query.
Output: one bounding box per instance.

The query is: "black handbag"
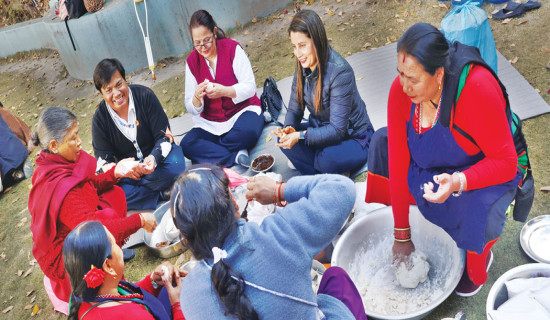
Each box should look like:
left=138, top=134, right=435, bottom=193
left=513, top=167, right=535, bottom=223
left=260, top=77, right=285, bottom=125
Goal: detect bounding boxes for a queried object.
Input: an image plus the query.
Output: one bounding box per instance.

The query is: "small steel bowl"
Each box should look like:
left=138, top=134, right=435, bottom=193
left=143, top=202, right=186, bottom=259
left=251, top=154, right=275, bottom=173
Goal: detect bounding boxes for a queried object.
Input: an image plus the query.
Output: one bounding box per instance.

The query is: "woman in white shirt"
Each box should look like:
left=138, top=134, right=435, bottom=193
left=182, top=10, right=264, bottom=168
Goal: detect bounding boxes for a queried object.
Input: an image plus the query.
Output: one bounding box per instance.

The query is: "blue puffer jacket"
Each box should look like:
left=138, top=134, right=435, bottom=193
left=284, top=47, right=374, bottom=148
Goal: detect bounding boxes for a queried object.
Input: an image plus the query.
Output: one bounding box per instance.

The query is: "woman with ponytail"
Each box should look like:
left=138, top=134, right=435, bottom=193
left=171, top=164, right=367, bottom=319
left=63, top=221, right=185, bottom=319
left=275, top=9, right=374, bottom=175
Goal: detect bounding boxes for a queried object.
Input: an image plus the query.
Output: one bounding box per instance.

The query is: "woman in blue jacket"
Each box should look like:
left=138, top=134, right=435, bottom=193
left=170, top=165, right=367, bottom=319
left=275, top=10, right=374, bottom=175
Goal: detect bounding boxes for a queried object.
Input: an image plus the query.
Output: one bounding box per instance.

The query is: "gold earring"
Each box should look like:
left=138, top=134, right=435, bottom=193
left=438, top=83, right=441, bottom=91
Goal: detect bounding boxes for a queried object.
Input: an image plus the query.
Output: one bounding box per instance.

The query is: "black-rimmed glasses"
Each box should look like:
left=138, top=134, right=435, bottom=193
left=193, top=35, right=214, bottom=49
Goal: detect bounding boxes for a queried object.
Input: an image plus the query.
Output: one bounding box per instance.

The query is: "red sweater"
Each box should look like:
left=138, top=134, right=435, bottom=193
left=78, top=275, right=185, bottom=320
left=388, top=66, right=518, bottom=228
left=44, top=167, right=141, bottom=281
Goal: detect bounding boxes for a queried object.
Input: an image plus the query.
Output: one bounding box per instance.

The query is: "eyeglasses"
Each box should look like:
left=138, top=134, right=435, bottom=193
left=193, top=35, right=214, bottom=49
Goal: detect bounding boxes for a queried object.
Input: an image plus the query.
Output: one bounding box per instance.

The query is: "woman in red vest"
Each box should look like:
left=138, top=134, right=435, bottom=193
left=182, top=10, right=264, bottom=168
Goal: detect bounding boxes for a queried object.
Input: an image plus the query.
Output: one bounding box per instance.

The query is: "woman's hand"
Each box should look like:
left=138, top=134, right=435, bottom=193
left=136, top=155, right=155, bottom=176
left=275, top=131, right=300, bottom=150
left=205, top=82, right=233, bottom=99
left=392, top=240, right=415, bottom=268
left=193, top=80, right=208, bottom=107
left=246, top=176, right=278, bottom=205
left=140, top=212, right=157, bottom=232
left=272, top=126, right=296, bottom=139
left=423, top=173, right=461, bottom=203
left=114, top=158, right=140, bottom=180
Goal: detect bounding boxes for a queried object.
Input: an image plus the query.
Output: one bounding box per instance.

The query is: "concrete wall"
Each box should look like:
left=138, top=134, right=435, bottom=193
left=1, top=0, right=290, bottom=80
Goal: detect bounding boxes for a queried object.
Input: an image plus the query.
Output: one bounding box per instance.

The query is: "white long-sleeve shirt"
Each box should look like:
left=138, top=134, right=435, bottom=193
left=184, top=45, right=261, bottom=136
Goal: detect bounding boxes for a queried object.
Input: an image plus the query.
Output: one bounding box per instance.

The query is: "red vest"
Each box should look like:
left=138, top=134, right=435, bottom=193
left=186, top=38, right=261, bottom=122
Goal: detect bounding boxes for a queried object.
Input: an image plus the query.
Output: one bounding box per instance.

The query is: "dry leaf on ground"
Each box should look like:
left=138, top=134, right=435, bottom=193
left=244, top=30, right=250, bottom=36
left=17, top=270, right=23, bottom=276
left=252, top=17, right=258, bottom=23
left=517, top=20, right=528, bottom=25
left=542, top=48, right=550, bottom=53
left=235, top=21, right=241, bottom=28
left=356, top=77, right=363, bottom=81
left=23, top=266, right=34, bottom=278
left=24, top=304, right=33, bottom=310
left=30, top=296, right=36, bottom=303
left=31, top=305, right=40, bottom=316
left=502, top=18, right=512, bottom=24
left=266, top=135, right=272, bottom=143
left=26, top=290, right=35, bottom=297
left=510, top=56, right=519, bottom=64
left=2, top=306, right=13, bottom=314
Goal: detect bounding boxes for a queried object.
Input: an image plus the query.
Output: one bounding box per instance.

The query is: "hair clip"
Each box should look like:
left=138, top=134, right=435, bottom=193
left=83, top=265, right=105, bottom=288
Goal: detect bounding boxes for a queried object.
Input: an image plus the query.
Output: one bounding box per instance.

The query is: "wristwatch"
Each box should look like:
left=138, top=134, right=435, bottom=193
left=299, top=131, right=306, bottom=140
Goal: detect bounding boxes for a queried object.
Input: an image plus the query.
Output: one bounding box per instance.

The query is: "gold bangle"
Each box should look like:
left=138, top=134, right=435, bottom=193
left=394, top=227, right=410, bottom=231
left=394, top=238, right=411, bottom=243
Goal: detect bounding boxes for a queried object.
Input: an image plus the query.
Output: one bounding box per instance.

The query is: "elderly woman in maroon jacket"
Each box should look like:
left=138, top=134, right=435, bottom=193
left=182, top=9, right=265, bottom=168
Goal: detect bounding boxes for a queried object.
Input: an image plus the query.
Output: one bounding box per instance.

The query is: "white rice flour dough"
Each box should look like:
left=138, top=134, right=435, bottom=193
left=395, top=250, right=430, bottom=289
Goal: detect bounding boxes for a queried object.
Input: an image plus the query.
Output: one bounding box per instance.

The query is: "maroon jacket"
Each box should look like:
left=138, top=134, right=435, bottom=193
left=186, top=38, right=260, bottom=122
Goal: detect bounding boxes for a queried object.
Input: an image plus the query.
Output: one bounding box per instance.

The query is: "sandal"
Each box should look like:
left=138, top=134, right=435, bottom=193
left=522, top=0, right=541, bottom=10
left=492, top=3, right=526, bottom=19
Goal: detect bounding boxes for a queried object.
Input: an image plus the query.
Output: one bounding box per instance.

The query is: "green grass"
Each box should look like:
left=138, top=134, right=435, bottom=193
left=1, top=0, right=550, bottom=318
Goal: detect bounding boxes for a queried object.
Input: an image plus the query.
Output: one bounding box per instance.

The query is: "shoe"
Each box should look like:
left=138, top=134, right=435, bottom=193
left=123, top=248, right=136, bottom=262
left=523, top=0, right=541, bottom=11
left=23, top=158, right=34, bottom=178
left=492, top=3, right=526, bottom=19
left=236, top=154, right=250, bottom=168
left=455, top=250, right=493, bottom=297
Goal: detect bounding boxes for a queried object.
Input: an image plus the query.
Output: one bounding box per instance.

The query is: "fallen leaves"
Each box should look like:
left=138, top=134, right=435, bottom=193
left=502, top=18, right=512, bottom=24
left=16, top=216, right=27, bottom=227
left=510, top=56, right=519, bottom=64
left=542, top=48, right=550, bottom=53
left=356, top=77, right=363, bottom=81
left=517, top=20, right=528, bottom=25
left=31, top=304, right=40, bottom=316
left=266, top=135, right=272, bottom=143
left=251, top=17, right=258, bottom=23
left=23, top=266, right=34, bottom=278
left=2, top=306, right=13, bottom=314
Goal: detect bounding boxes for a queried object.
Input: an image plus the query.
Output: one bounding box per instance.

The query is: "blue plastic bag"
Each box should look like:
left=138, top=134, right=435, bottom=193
left=441, top=1, right=498, bottom=74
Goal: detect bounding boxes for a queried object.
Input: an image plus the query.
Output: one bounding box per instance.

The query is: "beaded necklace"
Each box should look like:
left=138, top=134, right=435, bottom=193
left=417, top=91, right=443, bottom=134
left=96, top=283, right=143, bottom=300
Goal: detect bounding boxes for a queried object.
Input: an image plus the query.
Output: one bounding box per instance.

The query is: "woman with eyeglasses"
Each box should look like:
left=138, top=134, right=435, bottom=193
left=274, top=10, right=374, bottom=175
left=170, top=164, right=367, bottom=320
left=182, top=10, right=264, bottom=168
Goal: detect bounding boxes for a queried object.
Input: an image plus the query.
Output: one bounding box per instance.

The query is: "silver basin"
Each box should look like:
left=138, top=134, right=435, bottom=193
left=143, top=202, right=186, bottom=259
left=332, top=206, right=465, bottom=320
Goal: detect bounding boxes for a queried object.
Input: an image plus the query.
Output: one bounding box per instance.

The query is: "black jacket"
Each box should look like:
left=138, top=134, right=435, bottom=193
left=284, top=48, right=374, bottom=148
left=92, top=85, right=170, bottom=165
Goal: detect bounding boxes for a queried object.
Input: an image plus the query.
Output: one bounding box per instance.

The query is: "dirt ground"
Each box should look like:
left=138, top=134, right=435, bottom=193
left=1, top=0, right=549, bottom=319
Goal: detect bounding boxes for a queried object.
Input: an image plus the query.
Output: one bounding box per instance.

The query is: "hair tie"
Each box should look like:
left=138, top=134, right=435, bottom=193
left=83, top=265, right=105, bottom=288
left=212, top=247, right=227, bottom=264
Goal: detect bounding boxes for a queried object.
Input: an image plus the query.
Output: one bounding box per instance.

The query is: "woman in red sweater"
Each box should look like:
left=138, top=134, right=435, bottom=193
left=63, top=221, right=185, bottom=320
left=367, top=23, right=521, bottom=296
left=28, top=107, right=157, bottom=311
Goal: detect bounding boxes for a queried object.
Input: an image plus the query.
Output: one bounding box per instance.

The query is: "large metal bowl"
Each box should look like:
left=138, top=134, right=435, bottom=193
left=332, top=206, right=465, bottom=320
left=143, top=202, right=186, bottom=259
left=486, top=263, right=550, bottom=319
